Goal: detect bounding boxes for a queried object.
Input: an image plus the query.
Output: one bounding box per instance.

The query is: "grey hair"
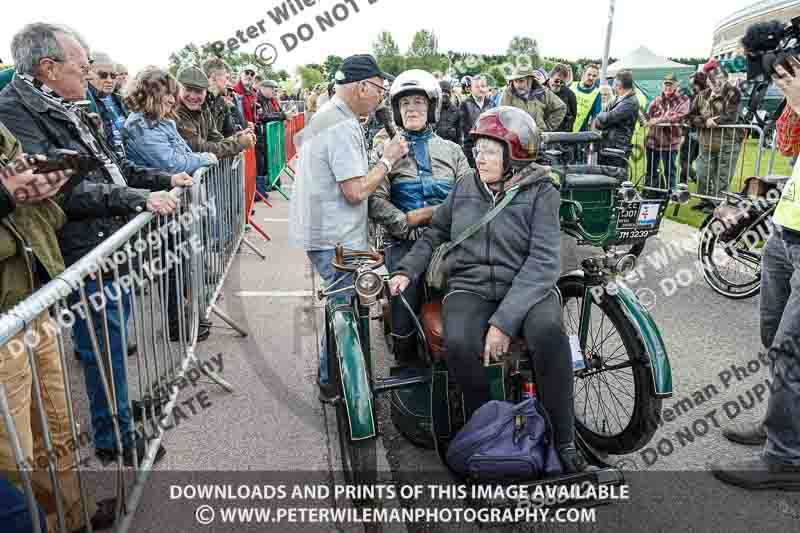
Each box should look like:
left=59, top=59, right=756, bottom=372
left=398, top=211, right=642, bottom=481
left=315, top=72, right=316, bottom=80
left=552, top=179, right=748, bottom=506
left=11, top=23, right=90, bottom=75
left=90, top=51, right=113, bottom=67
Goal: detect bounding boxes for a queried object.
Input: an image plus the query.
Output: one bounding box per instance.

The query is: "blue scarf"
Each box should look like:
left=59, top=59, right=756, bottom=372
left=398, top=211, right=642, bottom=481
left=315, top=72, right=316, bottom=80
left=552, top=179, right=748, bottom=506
left=404, top=126, right=434, bottom=180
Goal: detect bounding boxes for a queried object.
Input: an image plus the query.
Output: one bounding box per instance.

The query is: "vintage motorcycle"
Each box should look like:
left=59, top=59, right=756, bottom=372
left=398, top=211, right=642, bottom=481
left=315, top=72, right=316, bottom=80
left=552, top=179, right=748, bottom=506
left=317, top=131, right=681, bottom=498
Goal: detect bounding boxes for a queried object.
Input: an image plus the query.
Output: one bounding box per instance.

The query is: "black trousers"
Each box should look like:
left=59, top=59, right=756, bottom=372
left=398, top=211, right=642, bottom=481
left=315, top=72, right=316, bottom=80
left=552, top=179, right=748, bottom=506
left=442, top=290, right=575, bottom=446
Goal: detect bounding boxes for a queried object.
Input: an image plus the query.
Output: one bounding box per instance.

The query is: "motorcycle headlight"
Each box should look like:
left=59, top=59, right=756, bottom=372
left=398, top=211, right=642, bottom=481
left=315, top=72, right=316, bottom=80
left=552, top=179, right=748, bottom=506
left=355, top=271, right=383, bottom=305
left=615, top=254, right=638, bottom=276
left=671, top=184, right=691, bottom=205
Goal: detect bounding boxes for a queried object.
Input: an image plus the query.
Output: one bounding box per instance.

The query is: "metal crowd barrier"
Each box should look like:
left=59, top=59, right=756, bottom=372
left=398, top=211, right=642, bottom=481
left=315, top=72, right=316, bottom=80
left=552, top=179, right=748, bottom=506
left=626, top=123, right=766, bottom=201
left=280, top=99, right=305, bottom=113
left=0, top=153, right=258, bottom=533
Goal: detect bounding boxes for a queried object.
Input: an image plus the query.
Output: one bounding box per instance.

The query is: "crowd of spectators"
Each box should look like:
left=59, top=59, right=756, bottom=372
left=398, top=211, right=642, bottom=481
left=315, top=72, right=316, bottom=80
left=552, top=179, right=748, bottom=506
left=0, top=21, right=288, bottom=532
left=0, top=17, right=760, bottom=531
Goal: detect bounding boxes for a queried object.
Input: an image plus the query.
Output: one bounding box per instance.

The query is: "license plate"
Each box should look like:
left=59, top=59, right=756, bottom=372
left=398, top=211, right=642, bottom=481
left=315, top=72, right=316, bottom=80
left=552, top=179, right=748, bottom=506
left=614, top=201, right=666, bottom=243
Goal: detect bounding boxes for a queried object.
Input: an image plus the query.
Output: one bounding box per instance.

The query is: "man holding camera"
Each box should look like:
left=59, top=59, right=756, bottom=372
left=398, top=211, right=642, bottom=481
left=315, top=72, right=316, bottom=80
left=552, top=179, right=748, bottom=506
left=712, top=55, right=800, bottom=490
left=0, top=22, right=194, bottom=530
left=203, top=57, right=249, bottom=138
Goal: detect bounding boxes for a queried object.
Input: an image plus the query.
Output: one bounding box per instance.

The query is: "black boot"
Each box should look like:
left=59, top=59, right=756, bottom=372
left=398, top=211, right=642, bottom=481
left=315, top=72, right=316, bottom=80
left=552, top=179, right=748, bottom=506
left=557, top=443, right=593, bottom=474
left=69, top=497, right=116, bottom=532
left=393, top=335, right=421, bottom=368
left=722, top=421, right=766, bottom=445
left=711, top=456, right=800, bottom=490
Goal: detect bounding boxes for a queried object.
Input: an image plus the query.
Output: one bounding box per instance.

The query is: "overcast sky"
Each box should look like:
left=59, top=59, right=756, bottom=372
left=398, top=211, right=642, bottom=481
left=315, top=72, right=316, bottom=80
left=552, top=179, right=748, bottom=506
left=1, top=0, right=756, bottom=76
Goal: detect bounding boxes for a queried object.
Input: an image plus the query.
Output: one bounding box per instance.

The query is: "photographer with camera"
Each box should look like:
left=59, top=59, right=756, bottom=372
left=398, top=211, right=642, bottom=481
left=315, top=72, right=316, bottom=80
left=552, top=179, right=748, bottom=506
left=712, top=46, right=800, bottom=489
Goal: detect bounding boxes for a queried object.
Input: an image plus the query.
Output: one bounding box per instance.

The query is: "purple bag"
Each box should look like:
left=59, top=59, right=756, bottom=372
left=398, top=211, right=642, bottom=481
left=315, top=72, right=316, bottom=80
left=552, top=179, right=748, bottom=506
left=446, top=398, right=562, bottom=481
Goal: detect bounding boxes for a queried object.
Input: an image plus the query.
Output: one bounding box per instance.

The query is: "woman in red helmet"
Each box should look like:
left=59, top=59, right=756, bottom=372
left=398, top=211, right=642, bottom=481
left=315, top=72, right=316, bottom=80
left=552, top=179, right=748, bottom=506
left=388, top=106, right=585, bottom=472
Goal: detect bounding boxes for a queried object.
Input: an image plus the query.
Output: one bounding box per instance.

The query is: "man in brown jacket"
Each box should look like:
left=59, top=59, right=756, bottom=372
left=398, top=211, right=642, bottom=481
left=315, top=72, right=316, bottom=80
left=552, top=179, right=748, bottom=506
left=686, top=60, right=743, bottom=209
left=500, top=65, right=566, bottom=132
left=174, top=67, right=255, bottom=159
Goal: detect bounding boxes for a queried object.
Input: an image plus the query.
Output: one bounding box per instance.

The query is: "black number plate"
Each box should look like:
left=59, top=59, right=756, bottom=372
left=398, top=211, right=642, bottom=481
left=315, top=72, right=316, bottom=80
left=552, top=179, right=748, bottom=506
left=614, top=201, right=666, bottom=243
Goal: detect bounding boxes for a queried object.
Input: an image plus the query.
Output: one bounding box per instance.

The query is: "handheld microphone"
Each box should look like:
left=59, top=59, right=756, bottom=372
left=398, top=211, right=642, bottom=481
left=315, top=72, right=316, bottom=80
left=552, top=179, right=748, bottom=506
left=375, top=105, right=396, bottom=139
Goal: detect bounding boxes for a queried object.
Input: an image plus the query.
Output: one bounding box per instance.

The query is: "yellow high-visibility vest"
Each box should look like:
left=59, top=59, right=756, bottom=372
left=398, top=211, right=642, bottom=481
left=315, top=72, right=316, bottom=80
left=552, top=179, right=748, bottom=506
left=774, top=158, right=800, bottom=232
left=571, top=82, right=601, bottom=132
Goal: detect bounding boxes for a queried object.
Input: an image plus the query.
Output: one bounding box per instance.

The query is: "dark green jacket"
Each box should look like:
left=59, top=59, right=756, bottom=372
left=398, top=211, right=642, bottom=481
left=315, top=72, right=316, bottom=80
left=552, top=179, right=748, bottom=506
left=0, top=121, right=67, bottom=313
left=175, top=102, right=243, bottom=158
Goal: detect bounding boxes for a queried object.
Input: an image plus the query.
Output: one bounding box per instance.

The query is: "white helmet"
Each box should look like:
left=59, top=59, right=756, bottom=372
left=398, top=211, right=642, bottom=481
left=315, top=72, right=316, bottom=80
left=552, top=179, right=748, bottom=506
left=389, top=69, right=442, bottom=129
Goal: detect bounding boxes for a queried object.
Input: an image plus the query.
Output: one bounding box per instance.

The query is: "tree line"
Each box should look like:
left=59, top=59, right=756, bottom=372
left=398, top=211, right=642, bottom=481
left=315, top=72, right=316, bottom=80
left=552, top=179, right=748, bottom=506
left=167, top=31, right=709, bottom=92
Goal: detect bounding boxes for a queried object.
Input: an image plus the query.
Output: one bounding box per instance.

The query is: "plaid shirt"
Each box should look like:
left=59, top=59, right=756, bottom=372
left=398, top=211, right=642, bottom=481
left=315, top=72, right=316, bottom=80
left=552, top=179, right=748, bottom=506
left=777, top=105, right=800, bottom=157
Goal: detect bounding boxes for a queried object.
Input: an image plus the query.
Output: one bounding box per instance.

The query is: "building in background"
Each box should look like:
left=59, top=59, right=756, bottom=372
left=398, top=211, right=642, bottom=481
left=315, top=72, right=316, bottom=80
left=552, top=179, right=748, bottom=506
left=713, top=0, right=800, bottom=61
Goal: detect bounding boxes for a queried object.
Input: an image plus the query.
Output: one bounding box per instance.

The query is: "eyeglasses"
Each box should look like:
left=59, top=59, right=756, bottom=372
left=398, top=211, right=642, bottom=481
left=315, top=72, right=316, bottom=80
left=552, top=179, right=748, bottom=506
left=42, top=56, right=93, bottom=75
left=96, top=71, right=117, bottom=80
left=244, top=70, right=256, bottom=77
left=362, top=79, right=386, bottom=96
left=472, top=146, right=502, bottom=161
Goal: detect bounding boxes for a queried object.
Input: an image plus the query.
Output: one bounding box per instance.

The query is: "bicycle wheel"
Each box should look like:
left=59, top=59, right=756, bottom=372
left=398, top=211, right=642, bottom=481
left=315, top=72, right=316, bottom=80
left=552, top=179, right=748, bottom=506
left=559, top=277, right=661, bottom=454
left=698, top=216, right=763, bottom=300
left=328, top=325, right=378, bottom=494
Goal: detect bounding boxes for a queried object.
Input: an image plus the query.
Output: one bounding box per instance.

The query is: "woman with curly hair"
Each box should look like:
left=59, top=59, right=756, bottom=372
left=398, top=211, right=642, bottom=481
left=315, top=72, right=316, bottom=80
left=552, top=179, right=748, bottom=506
left=123, top=68, right=217, bottom=174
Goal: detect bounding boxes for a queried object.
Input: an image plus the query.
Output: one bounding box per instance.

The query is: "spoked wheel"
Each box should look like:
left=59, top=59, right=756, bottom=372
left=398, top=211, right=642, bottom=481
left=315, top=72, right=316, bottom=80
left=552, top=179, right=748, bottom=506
left=559, top=277, right=661, bottom=454
left=698, top=216, right=763, bottom=299
left=328, top=326, right=377, bottom=497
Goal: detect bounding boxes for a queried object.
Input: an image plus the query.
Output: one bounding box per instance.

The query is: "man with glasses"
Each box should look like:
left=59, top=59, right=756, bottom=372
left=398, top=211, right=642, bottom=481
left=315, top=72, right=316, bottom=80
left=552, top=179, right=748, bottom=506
left=289, top=54, right=408, bottom=400
left=88, top=51, right=128, bottom=159
left=233, top=63, right=258, bottom=126
left=549, top=64, right=577, bottom=132
left=0, top=22, right=188, bottom=531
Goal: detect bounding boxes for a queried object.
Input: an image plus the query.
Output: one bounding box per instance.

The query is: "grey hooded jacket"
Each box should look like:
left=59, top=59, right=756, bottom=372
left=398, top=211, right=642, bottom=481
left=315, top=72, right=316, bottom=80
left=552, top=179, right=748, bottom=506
left=394, top=163, right=561, bottom=337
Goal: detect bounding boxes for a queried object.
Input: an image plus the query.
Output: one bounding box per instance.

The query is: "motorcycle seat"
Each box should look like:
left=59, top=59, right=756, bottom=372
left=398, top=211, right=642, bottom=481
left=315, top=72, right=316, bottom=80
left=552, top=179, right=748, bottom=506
left=420, top=299, right=525, bottom=361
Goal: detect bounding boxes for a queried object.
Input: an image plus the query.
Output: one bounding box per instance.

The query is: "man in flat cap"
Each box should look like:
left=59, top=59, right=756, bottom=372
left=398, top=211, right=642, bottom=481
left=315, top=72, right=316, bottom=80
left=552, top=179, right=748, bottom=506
left=289, top=54, right=409, bottom=400
left=501, top=64, right=566, bottom=133
left=175, top=66, right=255, bottom=158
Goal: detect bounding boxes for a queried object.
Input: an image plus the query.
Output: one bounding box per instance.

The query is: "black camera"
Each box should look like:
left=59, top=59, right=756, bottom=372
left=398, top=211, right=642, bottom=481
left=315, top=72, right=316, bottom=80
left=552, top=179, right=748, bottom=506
left=742, top=17, right=800, bottom=81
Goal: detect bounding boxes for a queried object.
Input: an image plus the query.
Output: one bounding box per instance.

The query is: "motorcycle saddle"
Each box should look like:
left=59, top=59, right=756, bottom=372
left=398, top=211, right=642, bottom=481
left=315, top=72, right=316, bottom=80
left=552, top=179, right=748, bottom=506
left=420, top=299, right=525, bottom=361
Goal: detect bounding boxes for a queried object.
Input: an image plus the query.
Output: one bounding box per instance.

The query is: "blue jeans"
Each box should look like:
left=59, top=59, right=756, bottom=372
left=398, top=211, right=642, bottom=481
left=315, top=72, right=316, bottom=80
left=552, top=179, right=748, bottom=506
left=307, top=250, right=354, bottom=385
left=760, top=232, right=800, bottom=464
left=645, top=148, right=678, bottom=190
left=70, top=279, right=132, bottom=452
left=0, top=477, right=47, bottom=533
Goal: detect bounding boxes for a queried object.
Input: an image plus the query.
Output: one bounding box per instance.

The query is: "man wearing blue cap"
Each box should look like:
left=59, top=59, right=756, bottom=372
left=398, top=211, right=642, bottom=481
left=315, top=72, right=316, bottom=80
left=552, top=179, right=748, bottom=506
left=289, top=54, right=409, bottom=400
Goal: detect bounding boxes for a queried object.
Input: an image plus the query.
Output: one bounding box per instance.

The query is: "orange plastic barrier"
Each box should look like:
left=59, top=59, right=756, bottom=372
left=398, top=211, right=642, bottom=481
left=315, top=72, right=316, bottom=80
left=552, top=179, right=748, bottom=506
left=283, top=114, right=306, bottom=164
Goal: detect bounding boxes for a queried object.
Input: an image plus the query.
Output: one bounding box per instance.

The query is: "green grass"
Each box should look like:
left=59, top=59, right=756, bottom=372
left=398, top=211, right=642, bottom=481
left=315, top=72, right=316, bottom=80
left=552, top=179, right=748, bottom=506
left=627, top=128, right=793, bottom=229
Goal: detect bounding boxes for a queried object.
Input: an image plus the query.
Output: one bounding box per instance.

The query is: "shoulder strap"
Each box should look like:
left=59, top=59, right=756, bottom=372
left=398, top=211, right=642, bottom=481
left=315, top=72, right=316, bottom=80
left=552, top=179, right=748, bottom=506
left=446, top=185, right=520, bottom=251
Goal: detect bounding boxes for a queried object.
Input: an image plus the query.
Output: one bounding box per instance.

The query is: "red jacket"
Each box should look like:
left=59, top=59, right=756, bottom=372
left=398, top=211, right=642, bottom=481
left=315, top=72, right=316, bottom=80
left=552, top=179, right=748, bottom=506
left=645, top=91, right=691, bottom=150
left=777, top=105, right=800, bottom=157
left=233, top=80, right=257, bottom=124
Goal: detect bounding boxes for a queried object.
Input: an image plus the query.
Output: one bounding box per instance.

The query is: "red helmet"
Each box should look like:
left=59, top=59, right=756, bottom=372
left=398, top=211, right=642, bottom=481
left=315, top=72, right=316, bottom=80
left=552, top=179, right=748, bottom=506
left=469, top=106, right=540, bottom=163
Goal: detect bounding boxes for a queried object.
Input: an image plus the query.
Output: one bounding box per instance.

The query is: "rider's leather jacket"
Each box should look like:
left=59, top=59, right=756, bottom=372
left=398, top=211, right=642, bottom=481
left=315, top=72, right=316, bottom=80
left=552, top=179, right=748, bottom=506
left=368, top=127, right=470, bottom=240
